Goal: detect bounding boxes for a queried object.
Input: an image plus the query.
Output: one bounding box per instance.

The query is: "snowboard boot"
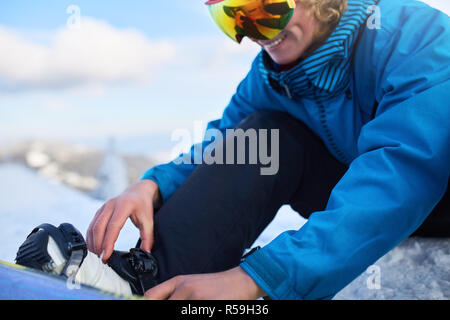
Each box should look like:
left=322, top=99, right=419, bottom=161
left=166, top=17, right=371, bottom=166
left=107, top=248, right=159, bottom=295
left=15, top=223, right=159, bottom=296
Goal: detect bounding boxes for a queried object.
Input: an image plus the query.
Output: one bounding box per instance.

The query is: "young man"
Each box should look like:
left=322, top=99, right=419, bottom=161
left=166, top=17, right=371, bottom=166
left=17, top=0, right=450, bottom=299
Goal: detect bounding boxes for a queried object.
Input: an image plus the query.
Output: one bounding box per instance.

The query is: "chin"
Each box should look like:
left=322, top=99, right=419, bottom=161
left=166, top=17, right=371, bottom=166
left=267, top=52, right=300, bottom=66
left=266, top=42, right=306, bottom=66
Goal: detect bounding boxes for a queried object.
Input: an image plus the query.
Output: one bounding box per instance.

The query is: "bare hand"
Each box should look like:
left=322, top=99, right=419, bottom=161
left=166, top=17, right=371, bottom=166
left=86, top=179, right=161, bottom=262
left=144, top=267, right=266, bottom=300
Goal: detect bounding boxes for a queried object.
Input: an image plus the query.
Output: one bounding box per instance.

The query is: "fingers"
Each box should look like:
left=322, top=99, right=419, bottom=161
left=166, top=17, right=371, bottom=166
left=86, top=204, right=104, bottom=252
left=137, top=213, right=154, bottom=253
left=87, top=201, right=110, bottom=254
left=91, top=199, right=116, bottom=256
left=100, top=201, right=131, bottom=262
left=168, top=285, right=192, bottom=300
left=86, top=181, right=158, bottom=262
left=145, top=277, right=179, bottom=300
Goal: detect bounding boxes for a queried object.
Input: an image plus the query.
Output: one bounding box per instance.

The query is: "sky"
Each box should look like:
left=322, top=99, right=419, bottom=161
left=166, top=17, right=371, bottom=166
left=0, top=0, right=449, bottom=150
left=0, top=0, right=260, bottom=147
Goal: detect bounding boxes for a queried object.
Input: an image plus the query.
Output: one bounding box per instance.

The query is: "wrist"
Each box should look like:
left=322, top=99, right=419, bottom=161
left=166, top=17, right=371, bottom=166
left=233, top=266, right=266, bottom=299
left=141, top=179, right=162, bottom=209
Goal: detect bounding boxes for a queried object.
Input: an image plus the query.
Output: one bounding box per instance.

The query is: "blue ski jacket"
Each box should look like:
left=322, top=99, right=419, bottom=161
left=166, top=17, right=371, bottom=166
left=142, top=0, right=450, bottom=299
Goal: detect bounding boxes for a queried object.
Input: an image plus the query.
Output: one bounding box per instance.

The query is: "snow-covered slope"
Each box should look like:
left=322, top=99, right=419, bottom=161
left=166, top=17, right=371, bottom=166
left=255, top=207, right=450, bottom=300
left=0, top=163, right=449, bottom=299
left=0, top=163, right=139, bottom=263
left=335, top=237, right=450, bottom=299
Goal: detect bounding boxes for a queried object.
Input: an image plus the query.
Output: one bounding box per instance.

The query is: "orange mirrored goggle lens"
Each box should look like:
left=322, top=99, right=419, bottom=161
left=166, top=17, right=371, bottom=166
left=205, top=0, right=296, bottom=43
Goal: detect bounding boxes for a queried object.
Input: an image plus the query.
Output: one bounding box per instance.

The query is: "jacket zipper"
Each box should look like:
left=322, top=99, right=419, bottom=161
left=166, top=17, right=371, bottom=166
left=317, top=102, right=349, bottom=164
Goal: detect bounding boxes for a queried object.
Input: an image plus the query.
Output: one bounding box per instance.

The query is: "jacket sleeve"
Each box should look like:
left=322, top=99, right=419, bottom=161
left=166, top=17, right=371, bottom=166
left=140, top=61, right=263, bottom=203
left=240, top=9, right=450, bottom=299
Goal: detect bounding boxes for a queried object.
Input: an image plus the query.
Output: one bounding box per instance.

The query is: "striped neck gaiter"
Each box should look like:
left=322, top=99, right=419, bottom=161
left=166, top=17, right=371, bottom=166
left=259, top=0, right=379, bottom=102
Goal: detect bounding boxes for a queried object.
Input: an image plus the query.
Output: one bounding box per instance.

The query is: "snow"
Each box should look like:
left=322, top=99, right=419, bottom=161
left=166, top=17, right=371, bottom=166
left=335, top=238, right=450, bottom=299
left=0, top=163, right=138, bottom=263
left=0, top=163, right=449, bottom=299
left=254, top=206, right=450, bottom=300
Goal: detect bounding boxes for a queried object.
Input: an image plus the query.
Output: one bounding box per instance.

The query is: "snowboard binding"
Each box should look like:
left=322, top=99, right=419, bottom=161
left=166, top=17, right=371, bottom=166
left=15, top=223, right=159, bottom=296
left=107, top=248, right=159, bottom=295
left=15, top=223, right=88, bottom=278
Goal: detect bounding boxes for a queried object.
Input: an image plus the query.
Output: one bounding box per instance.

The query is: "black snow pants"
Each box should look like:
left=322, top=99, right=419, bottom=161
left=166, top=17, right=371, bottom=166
left=144, top=111, right=450, bottom=284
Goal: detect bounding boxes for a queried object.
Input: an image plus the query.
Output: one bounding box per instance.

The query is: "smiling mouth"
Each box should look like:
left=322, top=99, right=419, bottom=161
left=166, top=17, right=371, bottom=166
left=259, top=32, right=288, bottom=49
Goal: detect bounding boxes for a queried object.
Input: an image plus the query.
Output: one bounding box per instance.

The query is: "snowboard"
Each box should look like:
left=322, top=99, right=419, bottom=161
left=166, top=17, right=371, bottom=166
left=0, top=260, right=139, bottom=300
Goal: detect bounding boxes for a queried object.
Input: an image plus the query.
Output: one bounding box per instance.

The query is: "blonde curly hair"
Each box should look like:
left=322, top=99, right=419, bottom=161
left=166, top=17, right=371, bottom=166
left=300, top=0, right=348, bottom=29
left=294, top=0, right=348, bottom=50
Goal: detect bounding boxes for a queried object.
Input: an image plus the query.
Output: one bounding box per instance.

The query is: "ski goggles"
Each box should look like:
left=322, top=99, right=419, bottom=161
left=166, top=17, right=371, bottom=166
left=205, top=0, right=296, bottom=43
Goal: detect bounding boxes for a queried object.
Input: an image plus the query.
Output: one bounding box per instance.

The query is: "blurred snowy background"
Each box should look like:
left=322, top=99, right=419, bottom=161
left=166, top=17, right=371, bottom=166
left=0, top=0, right=449, bottom=299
